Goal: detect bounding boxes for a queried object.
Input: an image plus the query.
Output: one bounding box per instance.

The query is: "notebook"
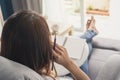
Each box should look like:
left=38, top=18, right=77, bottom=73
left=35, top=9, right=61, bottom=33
left=52, top=36, right=86, bottom=59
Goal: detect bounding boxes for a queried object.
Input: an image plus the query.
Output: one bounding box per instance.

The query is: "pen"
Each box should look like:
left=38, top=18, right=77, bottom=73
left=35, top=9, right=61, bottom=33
left=51, top=25, right=58, bottom=76
left=53, top=33, right=56, bottom=50
left=51, top=33, right=56, bottom=71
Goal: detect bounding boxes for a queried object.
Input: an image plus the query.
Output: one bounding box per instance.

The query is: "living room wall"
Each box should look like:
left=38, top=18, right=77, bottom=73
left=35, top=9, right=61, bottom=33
left=91, top=0, right=120, bottom=40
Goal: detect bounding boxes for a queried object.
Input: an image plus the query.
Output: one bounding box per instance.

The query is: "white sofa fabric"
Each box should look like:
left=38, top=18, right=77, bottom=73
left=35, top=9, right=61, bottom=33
left=0, top=56, right=44, bottom=80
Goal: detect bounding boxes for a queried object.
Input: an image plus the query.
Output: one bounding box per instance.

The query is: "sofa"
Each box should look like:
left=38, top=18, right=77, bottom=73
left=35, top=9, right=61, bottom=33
left=89, top=37, right=120, bottom=80
left=0, top=37, right=120, bottom=80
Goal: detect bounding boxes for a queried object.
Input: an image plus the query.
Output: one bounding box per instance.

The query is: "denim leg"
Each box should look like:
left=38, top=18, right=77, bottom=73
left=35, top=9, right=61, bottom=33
left=80, top=60, right=89, bottom=74
left=80, top=30, right=97, bottom=42
left=80, top=43, right=91, bottom=75
left=80, top=30, right=97, bottom=57
left=80, top=30, right=97, bottom=75
left=65, top=30, right=97, bottom=78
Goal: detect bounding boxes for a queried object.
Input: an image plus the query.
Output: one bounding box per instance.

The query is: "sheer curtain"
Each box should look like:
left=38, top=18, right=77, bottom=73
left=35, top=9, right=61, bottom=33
left=43, top=0, right=65, bottom=23
left=43, top=0, right=86, bottom=31
left=11, top=0, right=42, bottom=13
left=11, top=0, right=86, bottom=31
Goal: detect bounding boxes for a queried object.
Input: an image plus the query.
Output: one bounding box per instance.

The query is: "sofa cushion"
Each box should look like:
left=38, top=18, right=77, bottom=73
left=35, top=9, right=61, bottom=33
left=88, top=48, right=120, bottom=80
left=93, top=37, right=120, bottom=51
left=95, top=54, right=120, bottom=80
left=0, top=56, right=53, bottom=80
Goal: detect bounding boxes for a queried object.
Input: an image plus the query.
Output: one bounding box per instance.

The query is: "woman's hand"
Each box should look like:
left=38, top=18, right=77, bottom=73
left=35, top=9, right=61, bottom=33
left=52, top=44, right=72, bottom=67
left=52, top=44, right=90, bottom=80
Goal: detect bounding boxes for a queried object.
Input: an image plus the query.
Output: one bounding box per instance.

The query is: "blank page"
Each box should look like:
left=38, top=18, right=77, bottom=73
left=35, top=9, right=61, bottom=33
left=64, top=37, right=86, bottom=59
left=52, top=36, right=86, bottom=59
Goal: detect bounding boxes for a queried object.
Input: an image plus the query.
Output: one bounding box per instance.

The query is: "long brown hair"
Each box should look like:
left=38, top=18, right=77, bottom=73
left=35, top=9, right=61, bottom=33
left=1, top=11, right=53, bottom=75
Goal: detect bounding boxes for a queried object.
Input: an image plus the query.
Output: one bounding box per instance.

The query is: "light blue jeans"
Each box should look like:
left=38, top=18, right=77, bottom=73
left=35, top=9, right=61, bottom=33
left=66, top=30, right=97, bottom=78
left=80, top=30, right=97, bottom=75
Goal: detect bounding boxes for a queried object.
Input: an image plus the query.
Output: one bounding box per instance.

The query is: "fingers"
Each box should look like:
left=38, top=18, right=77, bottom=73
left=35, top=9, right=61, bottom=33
left=55, top=44, right=63, bottom=50
left=91, top=16, right=94, bottom=20
left=52, top=44, right=67, bottom=57
left=52, top=46, right=65, bottom=64
left=54, top=46, right=63, bottom=55
left=51, top=41, right=67, bottom=56
left=86, top=19, right=91, bottom=29
left=51, top=42, right=64, bottom=51
left=52, top=44, right=64, bottom=56
left=56, top=44, right=66, bottom=52
left=91, top=16, right=95, bottom=24
left=55, top=44, right=67, bottom=54
left=90, top=16, right=95, bottom=27
left=52, top=49, right=60, bottom=59
left=87, top=20, right=91, bottom=24
left=52, top=44, right=71, bottom=66
left=87, top=20, right=91, bottom=25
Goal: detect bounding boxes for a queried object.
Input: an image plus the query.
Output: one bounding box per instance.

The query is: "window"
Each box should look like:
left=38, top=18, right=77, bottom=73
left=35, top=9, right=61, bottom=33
left=86, top=0, right=110, bottom=16
left=63, top=0, right=80, bottom=15
left=43, top=0, right=84, bottom=31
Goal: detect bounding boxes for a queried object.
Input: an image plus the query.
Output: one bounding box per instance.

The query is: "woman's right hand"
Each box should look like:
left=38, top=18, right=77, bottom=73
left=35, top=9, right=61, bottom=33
left=52, top=44, right=73, bottom=67
left=52, top=44, right=90, bottom=80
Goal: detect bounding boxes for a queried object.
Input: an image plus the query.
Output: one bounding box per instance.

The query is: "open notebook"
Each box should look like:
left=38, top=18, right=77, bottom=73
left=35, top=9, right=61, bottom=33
left=52, top=36, right=86, bottom=59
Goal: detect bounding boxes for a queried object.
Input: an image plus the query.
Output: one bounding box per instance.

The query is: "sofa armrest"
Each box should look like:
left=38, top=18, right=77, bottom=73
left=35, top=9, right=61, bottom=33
left=93, top=37, right=120, bottom=51
left=0, top=56, right=45, bottom=80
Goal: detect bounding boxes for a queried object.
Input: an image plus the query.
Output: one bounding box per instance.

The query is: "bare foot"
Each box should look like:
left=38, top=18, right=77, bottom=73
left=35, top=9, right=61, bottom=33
left=86, top=19, right=91, bottom=30
left=87, top=16, right=99, bottom=34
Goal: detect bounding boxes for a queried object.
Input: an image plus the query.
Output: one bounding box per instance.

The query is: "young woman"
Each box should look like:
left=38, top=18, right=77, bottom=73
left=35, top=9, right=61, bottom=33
left=0, top=11, right=90, bottom=80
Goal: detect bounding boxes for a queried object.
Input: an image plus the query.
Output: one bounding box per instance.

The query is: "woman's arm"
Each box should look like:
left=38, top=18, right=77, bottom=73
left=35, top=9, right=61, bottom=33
left=52, top=44, right=90, bottom=80
left=64, top=60, right=90, bottom=80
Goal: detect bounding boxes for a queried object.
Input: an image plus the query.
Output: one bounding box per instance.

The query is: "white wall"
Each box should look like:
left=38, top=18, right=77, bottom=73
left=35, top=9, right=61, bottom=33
left=88, top=0, right=120, bottom=40
left=108, top=0, right=120, bottom=39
